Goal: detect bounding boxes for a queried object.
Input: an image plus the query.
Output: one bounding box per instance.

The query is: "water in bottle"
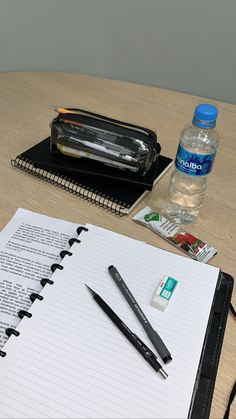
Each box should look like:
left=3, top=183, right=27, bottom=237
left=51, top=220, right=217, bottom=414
left=165, top=104, right=219, bottom=224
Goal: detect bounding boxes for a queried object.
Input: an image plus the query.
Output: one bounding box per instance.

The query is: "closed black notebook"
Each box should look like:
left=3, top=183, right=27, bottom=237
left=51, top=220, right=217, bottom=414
left=35, top=138, right=161, bottom=190
left=11, top=139, right=173, bottom=215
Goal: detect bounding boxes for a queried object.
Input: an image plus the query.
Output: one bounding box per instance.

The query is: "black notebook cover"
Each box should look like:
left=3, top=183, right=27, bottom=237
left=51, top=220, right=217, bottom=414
left=11, top=139, right=173, bottom=215
left=34, top=138, right=161, bottom=190
left=190, top=271, right=234, bottom=419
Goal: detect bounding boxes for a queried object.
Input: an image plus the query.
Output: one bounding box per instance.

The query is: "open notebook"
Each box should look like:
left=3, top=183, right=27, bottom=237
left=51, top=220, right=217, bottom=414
left=0, top=209, right=233, bottom=419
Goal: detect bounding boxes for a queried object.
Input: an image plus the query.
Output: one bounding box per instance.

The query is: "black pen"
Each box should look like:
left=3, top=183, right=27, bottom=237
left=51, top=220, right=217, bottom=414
left=108, top=265, right=172, bottom=364
left=85, top=284, right=168, bottom=378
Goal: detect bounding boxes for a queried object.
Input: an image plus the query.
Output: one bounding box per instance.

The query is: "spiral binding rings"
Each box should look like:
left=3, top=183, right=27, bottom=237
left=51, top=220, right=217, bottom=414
left=68, top=238, right=81, bottom=246
left=30, top=293, right=44, bottom=303
left=60, top=250, right=72, bottom=259
left=51, top=263, right=64, bottom=272
left=11, top=156, right=127, bottom=216
left=18, top=310, right=32, bottom=319
left=40, top=278, right=54, bottom=287
left=1, top=225, right=88, bottom=357
left=77, top=226, right=89, bottom=234
left=5, top=328, right=20, bottom=337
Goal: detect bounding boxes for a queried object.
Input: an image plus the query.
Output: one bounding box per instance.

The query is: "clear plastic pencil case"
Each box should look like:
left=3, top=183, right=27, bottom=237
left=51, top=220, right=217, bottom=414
left=50, top=108, right=160, bottom=174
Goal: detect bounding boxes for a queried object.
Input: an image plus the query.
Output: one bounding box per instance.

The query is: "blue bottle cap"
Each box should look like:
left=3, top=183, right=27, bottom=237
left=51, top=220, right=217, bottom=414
left=193, top=104, right=218, bottom=128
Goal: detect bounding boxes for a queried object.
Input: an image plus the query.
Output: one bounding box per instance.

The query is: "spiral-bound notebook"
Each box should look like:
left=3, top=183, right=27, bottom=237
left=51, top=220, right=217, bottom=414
left=0, top=209, right=233, bottom=419
left=11, top=139, right=173, bottom=216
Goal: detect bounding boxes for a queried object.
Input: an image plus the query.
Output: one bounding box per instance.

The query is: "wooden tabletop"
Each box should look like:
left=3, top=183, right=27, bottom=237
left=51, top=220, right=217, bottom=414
left=0, top=72, right=235, bottom=418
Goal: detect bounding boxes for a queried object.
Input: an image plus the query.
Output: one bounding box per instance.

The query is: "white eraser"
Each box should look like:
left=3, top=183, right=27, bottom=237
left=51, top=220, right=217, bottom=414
left=152, top=275, right=178, bottom=311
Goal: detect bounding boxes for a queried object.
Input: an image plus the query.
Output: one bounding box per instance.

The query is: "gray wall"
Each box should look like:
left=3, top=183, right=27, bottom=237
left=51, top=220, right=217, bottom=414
left=0, top=0, right=235, bottom=103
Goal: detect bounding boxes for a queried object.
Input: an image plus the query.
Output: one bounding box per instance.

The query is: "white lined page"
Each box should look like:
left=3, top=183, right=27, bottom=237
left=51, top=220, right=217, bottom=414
left=0, top=224, right=220, bottom=418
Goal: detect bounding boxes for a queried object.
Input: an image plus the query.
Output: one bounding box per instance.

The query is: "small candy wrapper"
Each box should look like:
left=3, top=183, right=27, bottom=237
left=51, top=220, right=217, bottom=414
left=133, top=206, right=217, bottom=263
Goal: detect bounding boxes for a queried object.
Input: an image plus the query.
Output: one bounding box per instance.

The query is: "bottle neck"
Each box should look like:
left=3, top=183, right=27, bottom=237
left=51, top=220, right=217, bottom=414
left=192, top=118, right=216, bottom=129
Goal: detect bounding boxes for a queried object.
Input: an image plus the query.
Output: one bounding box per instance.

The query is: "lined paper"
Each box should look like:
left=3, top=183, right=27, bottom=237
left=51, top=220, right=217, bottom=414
left=0, top=224, right=220, bottom=418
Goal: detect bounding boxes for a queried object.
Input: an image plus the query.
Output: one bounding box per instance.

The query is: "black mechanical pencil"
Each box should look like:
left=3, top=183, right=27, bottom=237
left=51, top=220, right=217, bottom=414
left=85, top=284, right=168, bottom=379
left=108, top=265, right=172, bottom=364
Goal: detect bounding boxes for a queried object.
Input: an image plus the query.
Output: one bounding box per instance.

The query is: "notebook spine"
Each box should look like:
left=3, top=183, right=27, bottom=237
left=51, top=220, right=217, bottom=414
left=11, top=156, right=127, bottom=216
left=0, top=226, right=89, bottom=358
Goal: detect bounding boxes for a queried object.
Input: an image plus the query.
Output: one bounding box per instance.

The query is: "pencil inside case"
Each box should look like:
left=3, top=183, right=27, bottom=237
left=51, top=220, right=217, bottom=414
left=50, top=108, right=161, bottom=175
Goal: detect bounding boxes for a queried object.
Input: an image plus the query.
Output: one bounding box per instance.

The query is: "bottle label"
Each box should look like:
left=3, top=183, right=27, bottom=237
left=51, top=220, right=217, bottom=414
left=175, top=145, right=216, bottom=176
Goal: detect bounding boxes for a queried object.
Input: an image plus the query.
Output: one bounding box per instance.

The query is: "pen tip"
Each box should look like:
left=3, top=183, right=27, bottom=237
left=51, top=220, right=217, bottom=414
left=108, top=265, right=114, bottom=271
left=85, top=284, right=96, bottom=296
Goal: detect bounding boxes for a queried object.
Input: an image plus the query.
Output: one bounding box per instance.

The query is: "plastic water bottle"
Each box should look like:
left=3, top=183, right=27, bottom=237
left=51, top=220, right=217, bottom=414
left=165, top=104, right=219, bottom=224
